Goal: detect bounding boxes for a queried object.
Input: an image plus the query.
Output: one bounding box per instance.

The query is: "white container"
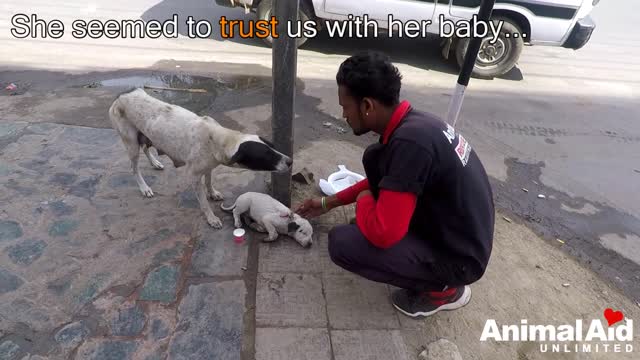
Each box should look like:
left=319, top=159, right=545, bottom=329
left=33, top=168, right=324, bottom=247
left=319, top=165, right=365, bottom=196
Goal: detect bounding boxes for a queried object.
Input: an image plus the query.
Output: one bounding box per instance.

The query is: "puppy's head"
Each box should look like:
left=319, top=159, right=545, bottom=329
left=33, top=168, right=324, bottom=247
left=228, top=135, right=292, bottom=172
left=287, top=215, right=313, bottom=248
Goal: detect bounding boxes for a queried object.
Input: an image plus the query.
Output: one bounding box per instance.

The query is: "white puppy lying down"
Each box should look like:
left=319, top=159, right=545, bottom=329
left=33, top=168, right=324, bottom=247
left=221, top=192, right=313, bottom=247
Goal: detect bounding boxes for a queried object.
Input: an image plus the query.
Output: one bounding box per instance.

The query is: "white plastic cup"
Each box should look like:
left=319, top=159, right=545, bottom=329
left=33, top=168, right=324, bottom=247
left=233, top=228, right=245, bottom=244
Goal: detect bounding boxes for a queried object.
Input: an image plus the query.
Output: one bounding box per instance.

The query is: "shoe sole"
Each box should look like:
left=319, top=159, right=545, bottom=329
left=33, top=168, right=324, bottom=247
left=393, top=285, right=472, bottom=318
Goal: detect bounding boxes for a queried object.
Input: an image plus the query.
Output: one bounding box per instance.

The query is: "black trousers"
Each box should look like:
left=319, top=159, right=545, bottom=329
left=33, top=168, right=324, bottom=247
left=328, top=224, right=476, bottom=292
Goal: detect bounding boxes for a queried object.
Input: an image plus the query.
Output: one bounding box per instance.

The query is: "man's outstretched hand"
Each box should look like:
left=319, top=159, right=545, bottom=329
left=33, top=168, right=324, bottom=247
left=295, top=198, right=328, bottom=219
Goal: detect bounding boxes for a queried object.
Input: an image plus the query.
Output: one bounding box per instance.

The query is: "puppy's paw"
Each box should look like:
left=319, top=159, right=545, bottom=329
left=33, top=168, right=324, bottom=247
left=140, top=186, right=154, bottom=197
left=263, top=234, right=278, bottom=242
left=207, top=216, right=223, bottom=229
left=250, top=223, right=266, bottom=233
left=151, top=161, right=164, bottom=170
left=209, top=189, right=224, bottom=201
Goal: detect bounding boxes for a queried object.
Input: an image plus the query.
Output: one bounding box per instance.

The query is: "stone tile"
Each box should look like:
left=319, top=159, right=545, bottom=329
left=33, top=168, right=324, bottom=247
left=54, top=321, right=90, bottom=349
left=423, top=339, right=463, bottom=360
left=73, top=273, right=111, bottom=305
left=191, top=220, right=249, bottom=277
left=311, top=207, right=347, bottom=227
left=110, top=304, right=147, bottom=336
left=5, top=299, right=54, bottom=331
left=48, top=200, right=77, bottom=217
left=0, top=220, right=23, bottom=242
left=58, top=126, right=119, bottom=147
left=5, top=239, right=47, bottom=266
left=331, top=330, right=411, bottom=360
left=259, top=229, right=327, bottom=273
left=256, top=273, right=326, bottom=328
left=49, top=172, right=78, bottom=187
left=255, top=328, right=332, bottom=360
left=0, top=268, right=24, bottom=294
left=140, top=265, right=180, bottom=304
left=107, top=172, right=158, bottom=189
left=48, top=219, right=79, bottom=237
left=0, top=122, right=28, bottom=138
left=259, top=230, right=347, bottom=275
left=324, top=273, right=400, bottom=329
left=76, top=339, right=139, bottom=360
left=317, top=232, right=354, bottom=275
left=152, top=244, right=184, bottom=265
left=127, top=228, right=176, bottom=255
left=168, top=281, right=245, bottom=360
left=0, top=340, right=20, bottom=360
left=143, top=350, right=165, bottom=360
left=67, top=176, right=101, bottom=200
left=150, top=318, right=171, bottom=341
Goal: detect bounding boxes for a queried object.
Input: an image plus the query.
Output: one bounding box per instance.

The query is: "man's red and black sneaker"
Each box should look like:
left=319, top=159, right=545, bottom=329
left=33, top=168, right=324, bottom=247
left=391, top=286, right=471, bottom=318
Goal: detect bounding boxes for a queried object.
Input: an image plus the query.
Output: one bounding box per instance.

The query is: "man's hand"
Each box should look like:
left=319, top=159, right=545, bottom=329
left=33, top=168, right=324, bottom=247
left=295, top=194, right=344, bottom=219
left=295, top=198, right=327, bottom=219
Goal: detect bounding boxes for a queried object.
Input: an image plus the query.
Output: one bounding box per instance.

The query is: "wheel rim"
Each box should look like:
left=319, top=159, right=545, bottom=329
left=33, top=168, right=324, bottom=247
left=477, top=38, right=509, bottom=67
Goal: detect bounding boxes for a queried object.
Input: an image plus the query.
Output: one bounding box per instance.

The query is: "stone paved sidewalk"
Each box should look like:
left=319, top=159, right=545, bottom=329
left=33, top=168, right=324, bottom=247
left=3, top=116, right=640, bottom=360
left=0, top=120, right=424, bottom=360
left=0, top=121, right=268, bottom=360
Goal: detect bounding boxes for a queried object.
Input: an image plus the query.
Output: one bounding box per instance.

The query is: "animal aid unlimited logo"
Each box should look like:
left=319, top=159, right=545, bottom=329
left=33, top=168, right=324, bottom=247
left=479, top=308, right=635, bottom=354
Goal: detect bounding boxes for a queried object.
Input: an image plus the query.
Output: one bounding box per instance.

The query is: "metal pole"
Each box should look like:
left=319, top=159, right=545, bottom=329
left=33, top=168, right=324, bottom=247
left=446, top=0, right=496, bottom=127
left=271, top=0, right=299, bottom=207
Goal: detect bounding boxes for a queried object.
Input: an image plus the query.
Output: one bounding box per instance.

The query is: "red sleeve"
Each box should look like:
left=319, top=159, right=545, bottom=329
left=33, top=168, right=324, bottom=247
left=355, top=189, right=417, bottom=249
left=335, top=179, right=370, bottom=205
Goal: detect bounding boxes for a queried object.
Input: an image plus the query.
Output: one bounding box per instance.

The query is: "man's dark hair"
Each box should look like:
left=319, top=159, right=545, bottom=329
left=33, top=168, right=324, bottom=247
left=336, top=51, right=402, bottom=107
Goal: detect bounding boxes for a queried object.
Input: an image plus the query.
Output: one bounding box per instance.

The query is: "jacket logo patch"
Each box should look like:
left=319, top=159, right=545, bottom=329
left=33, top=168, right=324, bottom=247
left=455, top=134, right=472, bottom=166
left=443, top=124, right=456, bottom=144
left=443, top=124, right=472, bottom=166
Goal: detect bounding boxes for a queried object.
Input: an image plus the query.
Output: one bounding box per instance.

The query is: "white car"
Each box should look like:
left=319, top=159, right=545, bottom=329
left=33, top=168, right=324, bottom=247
left=216, top=0, right=598, bottom=77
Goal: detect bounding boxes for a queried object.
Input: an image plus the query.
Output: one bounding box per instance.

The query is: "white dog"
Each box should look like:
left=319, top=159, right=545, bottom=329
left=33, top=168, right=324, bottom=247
left=220, top=192, right=313, bottom=247
left=108, top=88, right=292, bottom=228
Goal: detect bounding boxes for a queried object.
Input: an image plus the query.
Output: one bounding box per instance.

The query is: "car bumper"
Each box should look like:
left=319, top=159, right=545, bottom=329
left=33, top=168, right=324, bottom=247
left=215, top=0, right=254, bottom=7
left=562, top=16, right=596, bottom=50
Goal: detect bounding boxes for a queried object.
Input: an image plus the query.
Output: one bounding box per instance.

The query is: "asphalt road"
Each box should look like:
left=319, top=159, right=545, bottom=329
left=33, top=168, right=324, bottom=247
left=1, top=1, right=639, bottom=300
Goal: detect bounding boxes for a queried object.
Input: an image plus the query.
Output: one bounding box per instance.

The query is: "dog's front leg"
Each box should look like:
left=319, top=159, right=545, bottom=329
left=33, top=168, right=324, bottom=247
left=204, top=171, right=224, bottom=201
left=194, top=174, right=223, bottom=229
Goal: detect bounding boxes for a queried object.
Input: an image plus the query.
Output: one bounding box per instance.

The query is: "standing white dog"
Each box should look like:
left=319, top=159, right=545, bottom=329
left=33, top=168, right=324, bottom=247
left=221, top=192, right=314, bottom=247
left=108, top=88, right=292, bottom=228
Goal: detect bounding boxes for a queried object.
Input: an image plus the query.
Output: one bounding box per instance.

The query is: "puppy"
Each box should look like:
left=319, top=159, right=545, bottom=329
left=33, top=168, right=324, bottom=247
left=220, top=192, right=313, bottom=247
left=108, top=88, right=292, bottom=228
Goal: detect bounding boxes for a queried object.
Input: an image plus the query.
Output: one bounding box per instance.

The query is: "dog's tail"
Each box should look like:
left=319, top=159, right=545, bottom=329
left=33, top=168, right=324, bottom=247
left=220, top=201, right=236, bottom=212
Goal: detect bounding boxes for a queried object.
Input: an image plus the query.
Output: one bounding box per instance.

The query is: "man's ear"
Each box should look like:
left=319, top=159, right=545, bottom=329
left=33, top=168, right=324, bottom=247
left=288, top=222, right=300, bottom=233
left=361, top=97, right=375, bottom=115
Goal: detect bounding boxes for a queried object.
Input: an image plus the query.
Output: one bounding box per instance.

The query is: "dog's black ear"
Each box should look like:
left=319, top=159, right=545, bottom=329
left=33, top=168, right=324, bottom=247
left=288, top=222, right=300, bottom=233
left=259, top=136, right=275, bottom=148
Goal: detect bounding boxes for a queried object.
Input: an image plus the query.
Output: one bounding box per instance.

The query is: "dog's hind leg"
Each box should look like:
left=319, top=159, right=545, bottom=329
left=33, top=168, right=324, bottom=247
left=204, top=171, right=224, bottom=201
left=248, top=221, right=267, bottom=233
left=260, top=214, right=280, bottom=242
left=131, top=146, right=154, bottom=197
left=120, top=129, right=154, bottom=197
left=143, top=146, right=164, bottom=170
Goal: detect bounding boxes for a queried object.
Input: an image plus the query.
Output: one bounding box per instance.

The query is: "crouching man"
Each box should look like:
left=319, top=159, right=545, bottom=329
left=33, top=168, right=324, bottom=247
left=295, top=51, right=495, bottom=318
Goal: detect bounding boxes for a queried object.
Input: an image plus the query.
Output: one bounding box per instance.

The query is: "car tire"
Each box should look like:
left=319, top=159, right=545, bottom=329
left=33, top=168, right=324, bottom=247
left=455, top=16, right=524, bottom=78
left=257, top=0, right=313, bottom=48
